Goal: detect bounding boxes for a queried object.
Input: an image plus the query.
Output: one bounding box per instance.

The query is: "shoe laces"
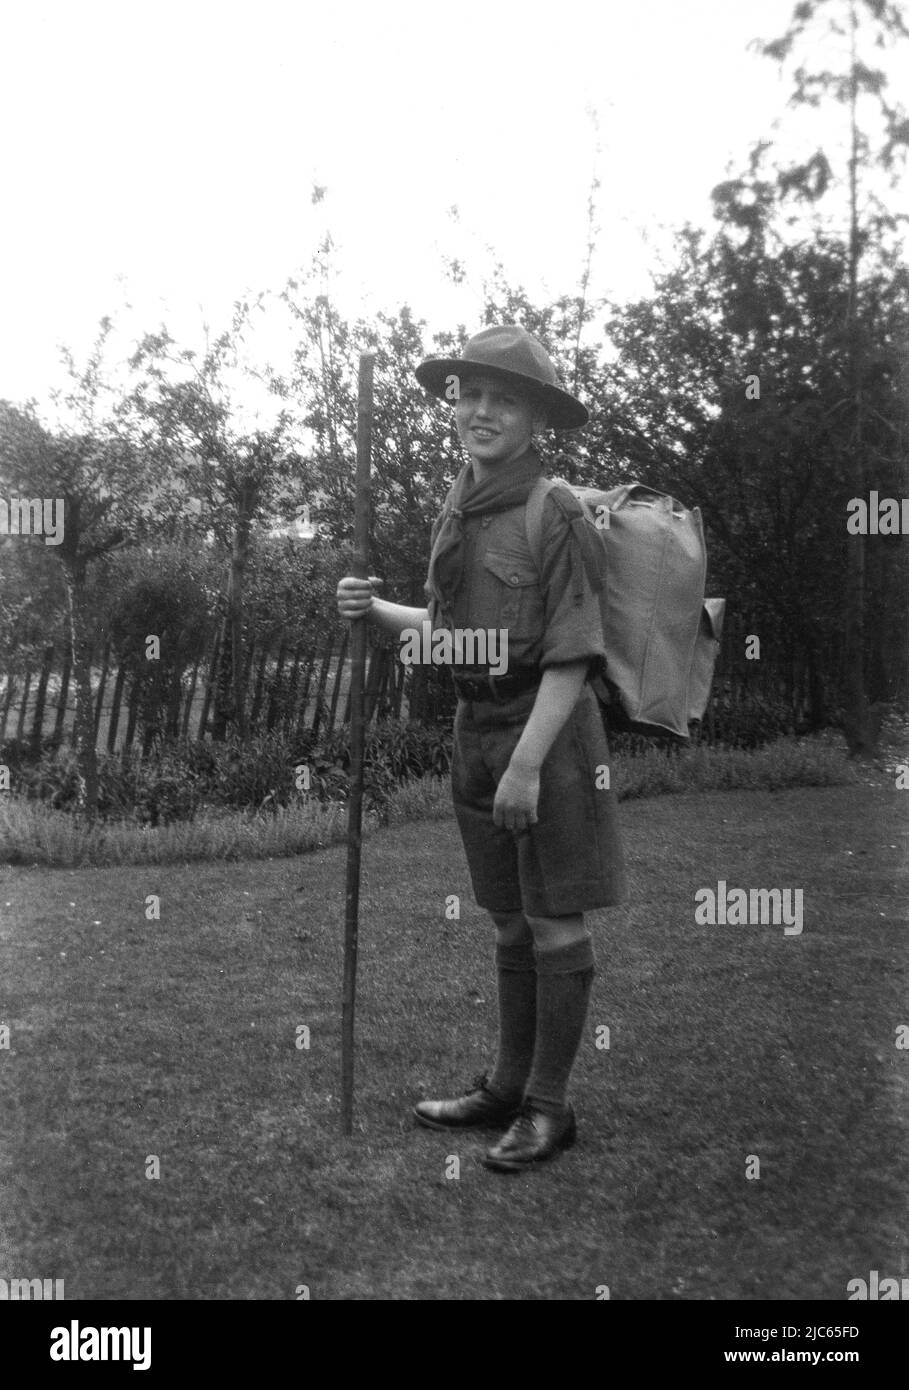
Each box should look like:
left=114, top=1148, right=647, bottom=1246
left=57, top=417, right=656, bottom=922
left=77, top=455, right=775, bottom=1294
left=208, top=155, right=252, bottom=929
left=508, top=1100, right=541, bottom=1135
left=512, top=1099, right=572, bottom=1130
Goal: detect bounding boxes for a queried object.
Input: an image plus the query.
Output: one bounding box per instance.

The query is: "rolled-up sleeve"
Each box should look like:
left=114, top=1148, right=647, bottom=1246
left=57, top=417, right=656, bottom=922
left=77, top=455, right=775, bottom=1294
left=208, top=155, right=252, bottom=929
left=538, top=493, right=607, bottom=669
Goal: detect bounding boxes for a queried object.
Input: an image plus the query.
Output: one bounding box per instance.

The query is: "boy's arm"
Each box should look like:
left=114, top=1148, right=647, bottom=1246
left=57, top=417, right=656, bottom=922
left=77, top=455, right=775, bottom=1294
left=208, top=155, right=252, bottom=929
left=370, top=596, right=431, bottom=639
left=336, top=575, right=429, bottom=638
left=492, top=489, right=608, bottom=832
left=493, top=660, right=590, bottom=832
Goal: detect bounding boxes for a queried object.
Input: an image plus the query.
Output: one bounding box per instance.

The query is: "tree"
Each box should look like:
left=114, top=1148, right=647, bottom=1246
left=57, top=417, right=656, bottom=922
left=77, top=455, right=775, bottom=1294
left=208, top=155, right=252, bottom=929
left=0, top=535, right=66, bottom=747
left=748, top=0, right=909, bottom=751
left=100, top=542, right=214, bottom=749
left=602, top=201, right=909, bottom=728
left=128, top=301, right=308, bottom=739
left=0, top=321, right=177, bottom=813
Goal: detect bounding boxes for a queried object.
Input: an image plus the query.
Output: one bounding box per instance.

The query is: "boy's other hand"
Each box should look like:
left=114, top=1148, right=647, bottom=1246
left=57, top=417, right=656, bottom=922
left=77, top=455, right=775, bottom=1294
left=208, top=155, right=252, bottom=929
left=337, top=575, right=382, bottom=621
left=493, top=759, right=540, bottom=833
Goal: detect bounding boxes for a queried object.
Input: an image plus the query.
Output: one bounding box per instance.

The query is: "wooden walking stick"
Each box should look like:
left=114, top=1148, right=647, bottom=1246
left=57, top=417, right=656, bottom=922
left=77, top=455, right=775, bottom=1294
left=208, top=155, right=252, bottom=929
left=341, top=350, right=375, bottom=1135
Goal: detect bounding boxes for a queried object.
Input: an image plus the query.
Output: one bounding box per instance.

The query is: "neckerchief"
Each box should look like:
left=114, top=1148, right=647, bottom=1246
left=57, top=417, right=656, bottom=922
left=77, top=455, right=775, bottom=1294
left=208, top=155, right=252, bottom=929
left=426, top=447, right=604, bottom=615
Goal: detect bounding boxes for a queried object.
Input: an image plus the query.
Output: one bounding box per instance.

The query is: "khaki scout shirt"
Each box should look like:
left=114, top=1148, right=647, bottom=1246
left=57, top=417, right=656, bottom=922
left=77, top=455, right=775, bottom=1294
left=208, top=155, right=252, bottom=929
left=425, top=475, right=607, bottom=671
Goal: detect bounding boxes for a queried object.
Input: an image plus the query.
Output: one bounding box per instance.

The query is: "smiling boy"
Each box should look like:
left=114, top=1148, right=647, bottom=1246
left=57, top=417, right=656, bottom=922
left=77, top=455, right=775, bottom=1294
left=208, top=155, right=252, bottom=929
left=337, top=325, right=626, bottom=1171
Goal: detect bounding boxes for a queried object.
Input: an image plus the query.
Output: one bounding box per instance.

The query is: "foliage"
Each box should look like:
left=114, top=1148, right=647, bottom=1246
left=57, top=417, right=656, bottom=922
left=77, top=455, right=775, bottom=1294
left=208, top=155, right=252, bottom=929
left=612, top=734, right=857, bottom=801
left=11, top=744, right=201, bottom=826
left=182, top=721, right=453, bottom=819
left=279, top=292, right=462, bottom=609
left=0, top=319, right=188, bottom=813
left=0, top=734, right=859, bottom=868
left=740, top=0, right=909, bottom=753
left=0, top=538, right=67, bottom=678
left=98, top=542, right=215, bottom=744
left=702, top=689, right=797, bottom=749
left=5, top=721, right=453, bottom=826
left=126, top=304, right=312, bottom=738
left=242, top=531, right=340, bottom=652
left=2, top=3, right=908, bottom=765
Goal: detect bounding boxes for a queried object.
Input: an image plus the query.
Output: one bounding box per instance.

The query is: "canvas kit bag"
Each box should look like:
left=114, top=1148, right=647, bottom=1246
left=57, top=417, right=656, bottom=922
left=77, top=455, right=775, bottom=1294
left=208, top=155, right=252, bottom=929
left=525, top=478, right=725, bottom=739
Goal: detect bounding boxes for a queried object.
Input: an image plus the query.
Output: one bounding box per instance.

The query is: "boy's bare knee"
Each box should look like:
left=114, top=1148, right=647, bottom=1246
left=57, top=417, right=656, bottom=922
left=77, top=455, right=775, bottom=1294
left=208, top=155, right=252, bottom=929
left=525, top=912, right=588, bottom=954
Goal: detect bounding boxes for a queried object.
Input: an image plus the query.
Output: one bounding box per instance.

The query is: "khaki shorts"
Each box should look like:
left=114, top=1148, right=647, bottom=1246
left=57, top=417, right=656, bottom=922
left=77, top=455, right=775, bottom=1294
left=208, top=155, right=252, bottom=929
left=451, top=682, right=628, bottom=917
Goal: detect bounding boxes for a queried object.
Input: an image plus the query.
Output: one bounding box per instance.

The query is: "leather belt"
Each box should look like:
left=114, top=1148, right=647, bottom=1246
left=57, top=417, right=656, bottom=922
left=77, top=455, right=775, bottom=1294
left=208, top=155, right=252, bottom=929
left=451, top=667, right=542, bottom=703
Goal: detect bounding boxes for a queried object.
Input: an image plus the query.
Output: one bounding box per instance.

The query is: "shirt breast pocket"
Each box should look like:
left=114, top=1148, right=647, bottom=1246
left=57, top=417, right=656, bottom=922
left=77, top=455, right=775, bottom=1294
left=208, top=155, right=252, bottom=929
left=482, top=551, right=541, bottom=632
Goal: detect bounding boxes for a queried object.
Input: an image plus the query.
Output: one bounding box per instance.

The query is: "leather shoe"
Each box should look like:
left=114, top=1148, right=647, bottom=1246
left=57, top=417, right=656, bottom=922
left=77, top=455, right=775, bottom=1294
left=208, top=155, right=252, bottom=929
left=483, top=1101, right=577, bottom=1172
left=414, top=1074, right=520, bottom=1131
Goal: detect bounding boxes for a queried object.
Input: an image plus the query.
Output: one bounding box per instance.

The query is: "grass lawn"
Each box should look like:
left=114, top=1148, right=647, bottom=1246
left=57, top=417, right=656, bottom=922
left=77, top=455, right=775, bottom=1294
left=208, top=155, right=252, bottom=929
left=1, top=782, right=906, bottom=1301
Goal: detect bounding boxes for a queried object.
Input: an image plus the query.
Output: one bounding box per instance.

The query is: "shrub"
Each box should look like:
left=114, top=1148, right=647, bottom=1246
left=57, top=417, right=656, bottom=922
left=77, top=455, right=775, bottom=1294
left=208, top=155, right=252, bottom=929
left=0, top=735, right=857, bottom=869
left=611, top=735, right=857, bottom=800
left=11, top=745, right=201, bottom=825
left=705, top=690, right=795, bottom=748
left=6, top=722, right=454, bottom=825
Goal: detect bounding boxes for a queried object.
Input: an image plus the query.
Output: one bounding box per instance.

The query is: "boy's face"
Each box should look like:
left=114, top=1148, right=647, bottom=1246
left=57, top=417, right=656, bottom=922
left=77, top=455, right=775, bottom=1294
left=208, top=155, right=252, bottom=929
left=454, top=372, right=547, bottom=467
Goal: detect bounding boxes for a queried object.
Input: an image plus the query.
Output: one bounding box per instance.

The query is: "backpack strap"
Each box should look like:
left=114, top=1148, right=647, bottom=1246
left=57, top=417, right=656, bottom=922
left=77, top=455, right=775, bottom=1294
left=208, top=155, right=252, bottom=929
left=524, top=475, right=569, bottom=576
left=525, top=476, right=603, bottom=580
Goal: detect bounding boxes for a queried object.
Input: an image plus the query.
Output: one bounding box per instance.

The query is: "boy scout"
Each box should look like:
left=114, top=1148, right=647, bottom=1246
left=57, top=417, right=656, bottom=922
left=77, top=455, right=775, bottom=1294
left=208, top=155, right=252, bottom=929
left=337, top=325, right=626, bottom=1171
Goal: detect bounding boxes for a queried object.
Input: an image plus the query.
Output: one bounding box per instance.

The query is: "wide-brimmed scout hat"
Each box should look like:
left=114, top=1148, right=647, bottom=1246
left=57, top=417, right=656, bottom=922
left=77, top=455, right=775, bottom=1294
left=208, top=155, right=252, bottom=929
left=415, top=324, right=589, bottom=430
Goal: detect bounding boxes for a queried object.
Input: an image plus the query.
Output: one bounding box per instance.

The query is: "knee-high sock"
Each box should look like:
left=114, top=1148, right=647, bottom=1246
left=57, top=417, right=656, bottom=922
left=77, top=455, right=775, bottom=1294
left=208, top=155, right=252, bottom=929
left=488, top=912, right=537, bottom=1104
left=524, top=926, right=596, bottom=1113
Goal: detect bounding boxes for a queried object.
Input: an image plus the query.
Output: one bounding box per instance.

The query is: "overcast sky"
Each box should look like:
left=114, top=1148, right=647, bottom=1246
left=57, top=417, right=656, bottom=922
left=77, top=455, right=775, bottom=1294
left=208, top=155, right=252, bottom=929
left=2, top=0, right=903, bottom=413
